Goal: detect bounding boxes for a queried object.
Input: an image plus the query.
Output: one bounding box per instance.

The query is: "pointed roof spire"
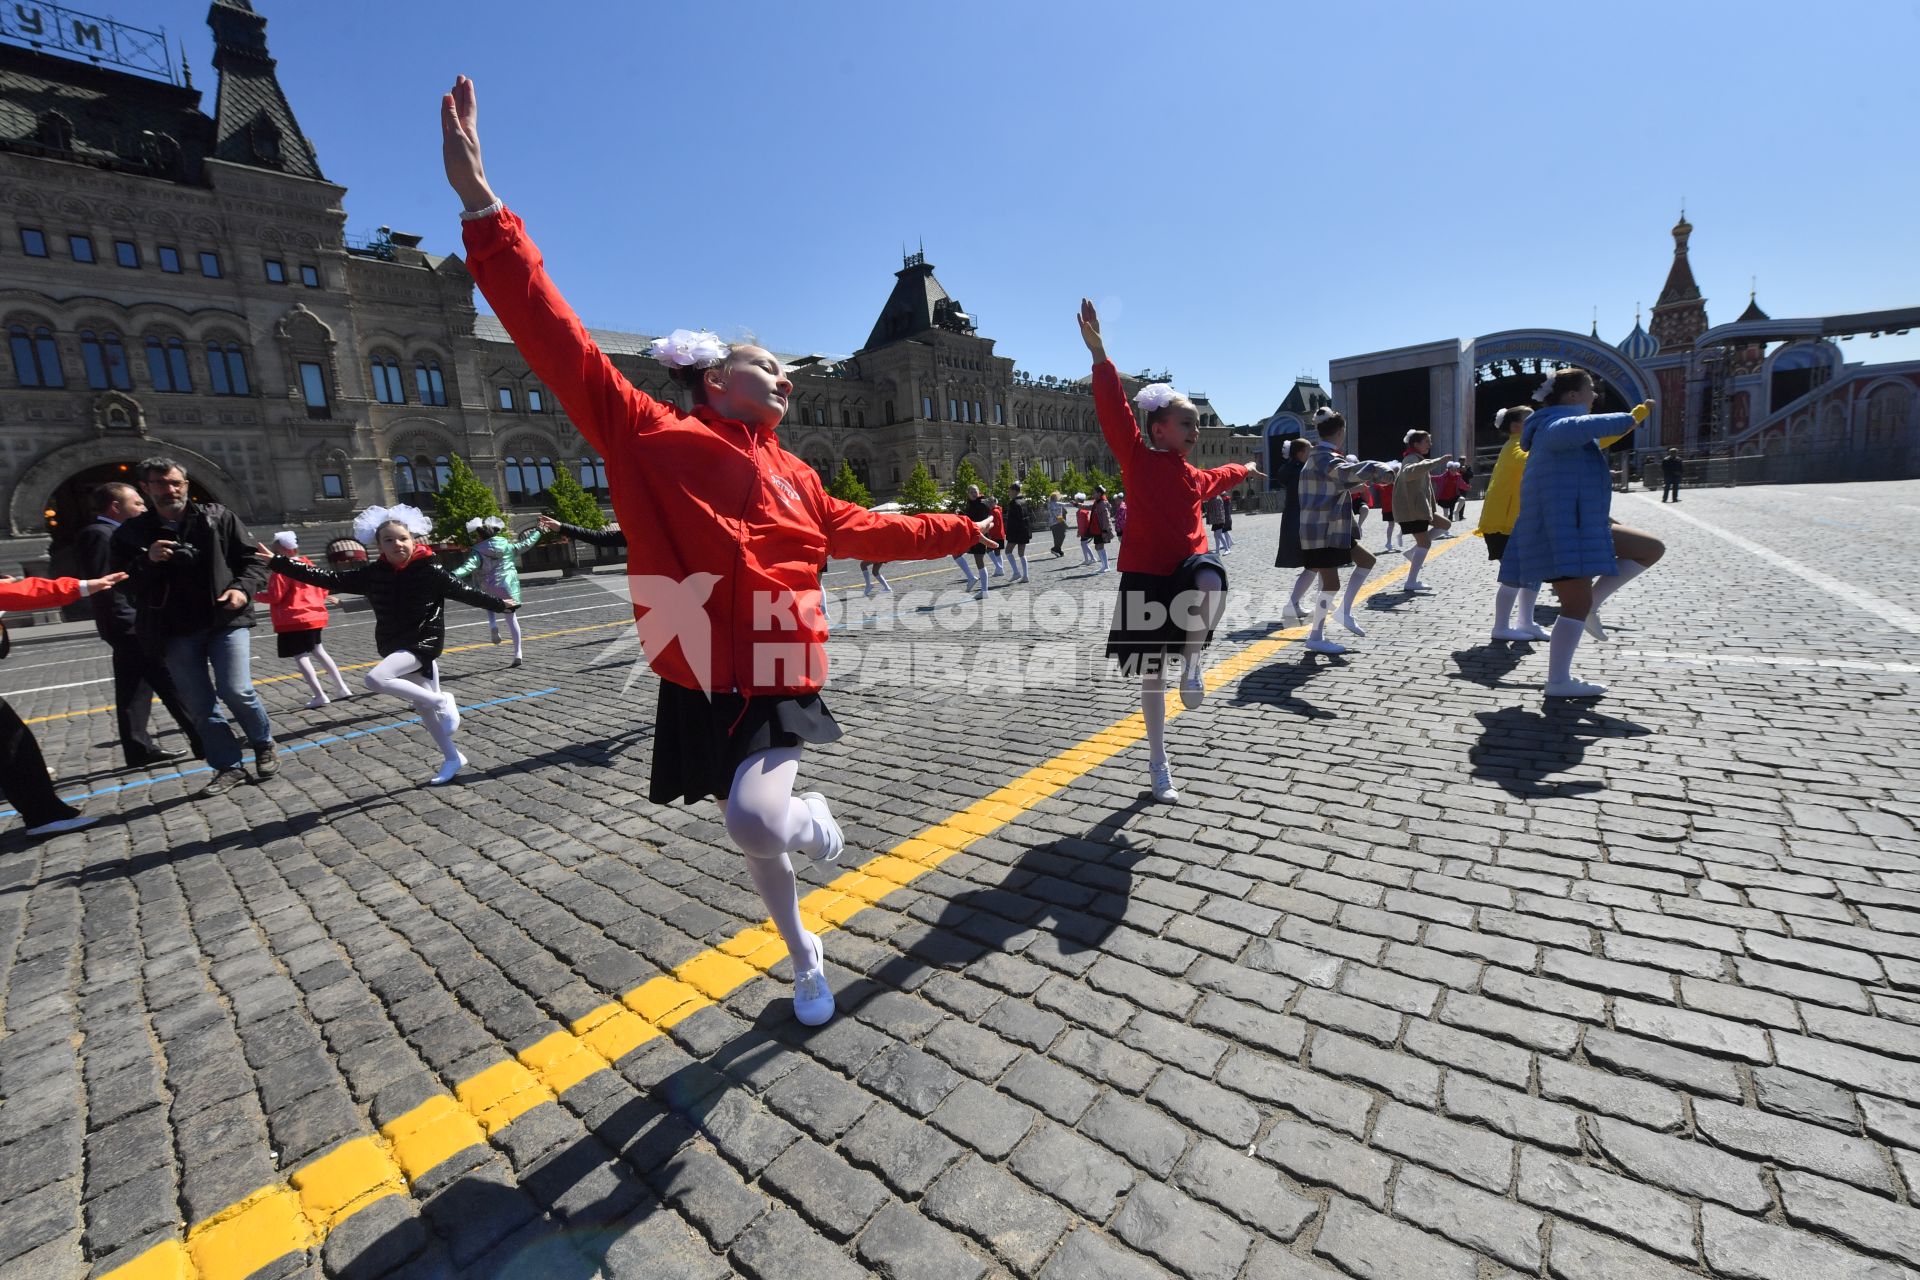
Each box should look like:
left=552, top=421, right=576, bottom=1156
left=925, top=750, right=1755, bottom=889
left=1737, top=276, right=1769, bottom=324
left=206, top=0, right=322, bottom=179
left=1590, top=306, right=1599, bottom=339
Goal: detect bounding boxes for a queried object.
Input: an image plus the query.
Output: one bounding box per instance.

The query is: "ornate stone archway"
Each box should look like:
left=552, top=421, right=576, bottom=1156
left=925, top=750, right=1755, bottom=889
left=8, top=438, right=249, bottom=536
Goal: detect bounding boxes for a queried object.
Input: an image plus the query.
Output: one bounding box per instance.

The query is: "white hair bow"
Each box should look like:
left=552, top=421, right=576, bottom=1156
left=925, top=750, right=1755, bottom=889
left=1311, top=406, right=1338, bottom=425
left=272, top=530, right=298, bottom=549
left=1532, top=369, right=1573, bottom=403
left=353, top=503, right=432, bottom=546
left=648, top=329, right=732, bottom=369
left=1133, top=383, right=1179, bottom=414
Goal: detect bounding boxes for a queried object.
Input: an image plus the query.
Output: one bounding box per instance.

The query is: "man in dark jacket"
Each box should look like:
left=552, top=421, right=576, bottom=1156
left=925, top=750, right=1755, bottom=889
left=110, top=457, right=276, bottom=794
left=1661, top=448, right=1684, bottom=502
left=1003, top=481, right=1033, bottom=583
left=75, top=481, right=201, bottom=767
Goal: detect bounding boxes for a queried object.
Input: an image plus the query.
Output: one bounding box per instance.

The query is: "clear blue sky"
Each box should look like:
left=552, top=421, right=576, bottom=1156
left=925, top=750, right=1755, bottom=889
left=149, top=0, right=1918, bottom=424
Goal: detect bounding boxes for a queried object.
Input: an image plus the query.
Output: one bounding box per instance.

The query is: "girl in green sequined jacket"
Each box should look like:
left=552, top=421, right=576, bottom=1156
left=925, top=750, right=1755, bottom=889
left=451, top=516, right=543, bottom=665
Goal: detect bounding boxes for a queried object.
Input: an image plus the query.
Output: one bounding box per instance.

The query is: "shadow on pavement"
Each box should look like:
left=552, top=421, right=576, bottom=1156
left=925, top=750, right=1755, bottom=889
left=1447, top=643, right=1534, bottom=689
left=1230, top=654, right=1342, bottom=719
left=1468, top=701, right=1651, bottom=798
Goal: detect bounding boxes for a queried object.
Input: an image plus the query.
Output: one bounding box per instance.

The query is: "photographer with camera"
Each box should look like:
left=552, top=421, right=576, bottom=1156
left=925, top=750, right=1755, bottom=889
left=110, top=457, right=278, bottom=795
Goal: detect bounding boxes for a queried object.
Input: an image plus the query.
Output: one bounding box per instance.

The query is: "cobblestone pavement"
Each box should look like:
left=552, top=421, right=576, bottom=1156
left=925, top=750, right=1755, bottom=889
left=3, top=480, right=1918, bottom=1280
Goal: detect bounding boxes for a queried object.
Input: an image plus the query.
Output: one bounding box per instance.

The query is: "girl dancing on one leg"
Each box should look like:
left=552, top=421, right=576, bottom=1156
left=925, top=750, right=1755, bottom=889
left=444, top=75, right=995, bottom=1025
left=1078, top=300, right=1257, bottom=803
left=452, top=516, right=543, bottom=667
left=261, top=505, right=516, bottom=784
left=261, top=531, right=353, bottom=707
left=1273, top=437, right=1316, bottom=624
left=1295, top=409, right=1398, bottom=655
left=1499, top=367, right=1662, bottom=698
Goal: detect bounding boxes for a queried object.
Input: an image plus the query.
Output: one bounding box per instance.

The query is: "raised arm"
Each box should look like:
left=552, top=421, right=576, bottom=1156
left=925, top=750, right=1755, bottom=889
left=444, top=76, right=667, bottom=457
left=1537, top=406, right=1646, bottom=452
left=1079, top=299, right=1149, bottom=471
left=511, top=526, right=544, bottom=554
left=1196, top=463, right=1253, bottom=501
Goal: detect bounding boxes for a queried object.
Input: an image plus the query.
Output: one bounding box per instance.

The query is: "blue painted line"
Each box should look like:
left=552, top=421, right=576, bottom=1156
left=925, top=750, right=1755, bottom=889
left=2, top=688, right=559, bottom=818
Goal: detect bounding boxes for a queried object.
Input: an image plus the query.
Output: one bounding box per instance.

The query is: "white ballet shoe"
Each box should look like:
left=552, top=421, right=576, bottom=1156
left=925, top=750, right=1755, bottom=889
left=863, top=583, right=876, bottom=597
left=509, top=656, right=524, bottom=669
left=1178, top=668, right=1205, bottom=709
left=1491, top=627, right=1540, bottom=642
left=1149, top=761, right=1180, bottom=803
left=428, top=751, right=469, bottom=786
left=304, top=693, right=330, bottom=710
left=1543, top=679, right=1607, bottom=699
left=798, top=792, right=844, bottom=864
left=1305, top=637, right=1349, bottom=655
left=1336, top=611, right=1366, bottom=637
left=792, top=933, right=835, bottom=1026
left=1584, top=610, right=1608, bottom=641
left=333, top=688, right=354, bottom=700
left=1406, top=582, right=1435, bottom=595
left=1523, top=622, right=1551, bottom=641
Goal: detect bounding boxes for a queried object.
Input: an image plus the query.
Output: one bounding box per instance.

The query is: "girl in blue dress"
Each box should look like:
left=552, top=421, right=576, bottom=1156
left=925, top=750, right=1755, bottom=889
left=1499, top=368, right=1664, bottom=698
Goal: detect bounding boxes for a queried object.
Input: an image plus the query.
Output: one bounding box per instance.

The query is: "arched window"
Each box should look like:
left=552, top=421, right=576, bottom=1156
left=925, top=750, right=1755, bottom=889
left=370, top=353, right=404, bottom=404
left=414, top=358, right=447, bottom=406
left=145, top=335, right=191, bottom=392
left=505, top=458, right=525, bottom=497
left=578, top=456, right=607, bottom=492
left=207, top=341, right=249, bottom=396
left=537, top=457, right=555, bottom=492
left=9, top=324, right=64, bottom=387
left=393, top=455, right=417, bottom=493
left=80, top=330, right=131, bottom=390
left=434, top=455, right=451, bottom=489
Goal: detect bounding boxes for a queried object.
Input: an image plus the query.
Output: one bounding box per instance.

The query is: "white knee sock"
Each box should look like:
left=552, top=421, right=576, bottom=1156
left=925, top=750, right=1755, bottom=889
left=1309, top=590, right=1334, bottom=641
left=1590, top=560, right=1648, bottom=612
left=954, top=554, right=976, bottom=587
left=508, top=611, right=524, bottom=660
left=1516, top=586, right=1542, bottom=632
left=1340, top=565, right=1372, bottom=618
left=1547, top=615, right=1585, bottom=685
left=1289, top=569, right=1315, bottom=615
left=1405, top=544, right=1430, bottom=587
left=314, top=643, right=351, bottom=696
left=1097, top=545, right=1109, bottom=571
left=1494, top=584, right=1519, bottom=633
left=875, top=569, right=890, bottom=591
left=294, top=654, right=325, bottom=698
left=1141, top=672, right=1168, bottom=770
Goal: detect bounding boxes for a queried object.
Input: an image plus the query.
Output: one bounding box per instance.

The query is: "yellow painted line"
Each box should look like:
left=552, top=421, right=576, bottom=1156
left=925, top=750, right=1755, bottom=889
left=100, top=537, right=1469, bottom=1279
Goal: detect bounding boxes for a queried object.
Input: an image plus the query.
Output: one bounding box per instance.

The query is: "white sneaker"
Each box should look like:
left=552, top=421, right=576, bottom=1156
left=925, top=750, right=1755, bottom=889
left=1149, top=762, right=1179, bottom=803
left=433, top=693, right=461, bottom=736
left=1179, top=668, right=1205, bottom=709
left=333, top=689, right=354, bottom=700
left=1523, top=622, right=1552, bottom=641
left=798, top=792, right=844, bottom=864
left=1544, top=679, right=1608, bottom=699
left=1281, top=602, right=1304, bottom=625
left=1584, top=610, right=1608, bottom=641
left=1336, top=611, right=1366, bottom=637
left=792, top=934, right=835, bottom=1026
left=1491, top=627, right=1539, bottom=642
left=24, top=813, right=99, bottom=838
left=304, top=693, right=330, bottom=710
left=1406, top=582, right=1435, bottom=595
left=1305, top=637, right=1349, bottom=655
left=428, top=751, right=469, bottom=786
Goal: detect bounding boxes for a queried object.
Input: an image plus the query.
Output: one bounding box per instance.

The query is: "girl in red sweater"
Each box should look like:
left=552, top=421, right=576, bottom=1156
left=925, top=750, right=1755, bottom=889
left=443, top=76, right=994, bottom=1026
left=0, top=572, right=125, bottom=836
left=1078, top=300, right=1259, bottom=803
left=261, top=531, right=353, bottom=709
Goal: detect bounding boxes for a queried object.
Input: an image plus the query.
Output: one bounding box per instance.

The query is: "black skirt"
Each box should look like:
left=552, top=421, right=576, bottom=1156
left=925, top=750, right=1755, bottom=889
left=649, top=680, right=842, bottom=805
left=1301, top=545, right=1351, bottom=569
left=277, top=628, right=323, bottom=657
left=1105, top=554, right=1228, bottom=676
left=1484, top=532, right=1509, bottom=561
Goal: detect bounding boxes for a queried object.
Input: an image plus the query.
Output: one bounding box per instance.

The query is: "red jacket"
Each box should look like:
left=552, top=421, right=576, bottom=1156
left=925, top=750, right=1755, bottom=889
left=1091, top=361, right=1249, bottom=575
left=1433, top=469, right=1468, bottom=503
left=261, top=558, right=332, bottom=633
left=1075, top=507, right=1092, bottom=536
left=463, top=208, right=982, bottom=696
left=0, top=576, right=84, bottom=611
left=989, top=505, right=1006, bottom=545
left=1372, top=481, right=1394, bottom=513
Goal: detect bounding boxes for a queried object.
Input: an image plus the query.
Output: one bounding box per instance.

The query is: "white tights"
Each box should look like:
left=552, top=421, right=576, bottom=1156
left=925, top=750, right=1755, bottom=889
left=1179, top=568, right=1226, bottom=678
left=295, top=643, right=351, bottom=698
left=721, top=747, right=826, bottom=972
left=365, top=652, right=456, bottom=759
left=490, top=609, right=525, bottom=660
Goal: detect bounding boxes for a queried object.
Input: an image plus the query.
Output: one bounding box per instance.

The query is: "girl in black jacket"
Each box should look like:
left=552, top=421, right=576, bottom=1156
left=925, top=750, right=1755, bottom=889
left=259, top=505, right=516, bottom=785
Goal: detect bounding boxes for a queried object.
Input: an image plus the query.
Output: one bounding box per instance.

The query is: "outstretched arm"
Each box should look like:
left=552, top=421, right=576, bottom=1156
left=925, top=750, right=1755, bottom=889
left=444, top=76, right=668, bottom=457
left=264, top=551, right=364, bottom=594
left=1196, top=463, right=1253, bottom=501
left=433, top=565, right=516, bottom=613
left=448, top=550, right=480, bottom=582
left=511, top=526, right=544, bottom=554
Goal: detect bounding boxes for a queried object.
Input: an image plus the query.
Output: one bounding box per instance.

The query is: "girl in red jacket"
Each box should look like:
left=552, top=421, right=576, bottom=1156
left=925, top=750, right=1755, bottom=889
left=443, top=76, right=994, bottom=1027
left=1078, top=300, right=1259, bottom=803
left=262, top=531, right=353, bottom=709
left=1, top=571, right=125, bottom=836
